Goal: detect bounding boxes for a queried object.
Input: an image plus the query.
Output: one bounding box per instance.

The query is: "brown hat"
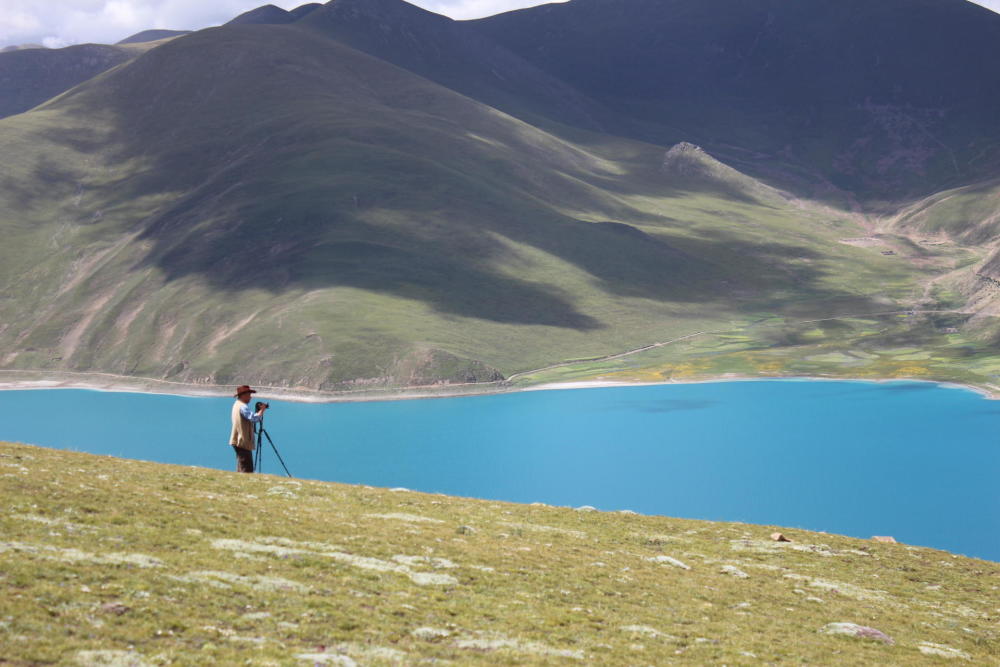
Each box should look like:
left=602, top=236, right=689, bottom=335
left=234, top=385, right=257, bottom=397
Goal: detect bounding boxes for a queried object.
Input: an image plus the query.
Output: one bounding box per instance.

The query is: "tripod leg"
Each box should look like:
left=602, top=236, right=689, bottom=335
left=255, top=424, right=263, bottom=473
left=260, top=428, right=292, bottom=478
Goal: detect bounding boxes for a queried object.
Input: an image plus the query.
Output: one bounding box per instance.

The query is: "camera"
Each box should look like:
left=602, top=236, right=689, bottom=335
left=255, top=401, right=270, bottom=411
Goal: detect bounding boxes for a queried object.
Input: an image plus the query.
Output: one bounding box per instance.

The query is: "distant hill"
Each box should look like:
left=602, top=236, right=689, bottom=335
left=1, top=44, right=45, bottom=52
left=117, top=29, right=191, bottom=45
left=227, top=2, right=323, bottom=25
left=290, top=2, right=324, bottom=19
left=0, top=44, right=134, bottom=118
left=227, top=4, right=298, bottom=24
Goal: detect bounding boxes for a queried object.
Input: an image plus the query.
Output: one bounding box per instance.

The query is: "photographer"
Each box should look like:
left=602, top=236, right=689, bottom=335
left=230, top=385, right=268, bottom=473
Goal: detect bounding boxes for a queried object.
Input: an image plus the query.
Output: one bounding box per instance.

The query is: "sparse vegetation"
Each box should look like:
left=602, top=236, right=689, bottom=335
left=513, top=311, right=1000, bottom=396
left=1, top=442, right=997, bottom=665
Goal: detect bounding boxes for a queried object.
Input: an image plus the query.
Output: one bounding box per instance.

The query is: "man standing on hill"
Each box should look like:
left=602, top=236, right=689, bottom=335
left=231, top=385, right=267, bottom=473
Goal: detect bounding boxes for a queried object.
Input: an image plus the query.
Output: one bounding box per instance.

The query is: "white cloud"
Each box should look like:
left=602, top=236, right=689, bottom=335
left=42, top=36, right=70, bottom=49
left=0, top=0, right=296, bottom=48
left=420, top=0, right=566, bottom=20
left=0, top=0, right=562, bottom=49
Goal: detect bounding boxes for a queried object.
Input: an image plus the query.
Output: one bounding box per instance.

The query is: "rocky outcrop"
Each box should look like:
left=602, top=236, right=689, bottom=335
left=819, top=623, right=895, bottom=645
left=661, top=143, right=788, bottom=205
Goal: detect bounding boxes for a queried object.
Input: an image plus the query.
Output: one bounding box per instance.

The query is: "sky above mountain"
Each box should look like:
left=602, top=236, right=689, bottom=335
left=0, top=0, right=565, bottom=49
left=1, top=0, right=998, bottom=49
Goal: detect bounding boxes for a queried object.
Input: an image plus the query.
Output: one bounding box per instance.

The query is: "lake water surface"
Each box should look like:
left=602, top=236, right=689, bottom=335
left=2, top=380, right=997, bottom=561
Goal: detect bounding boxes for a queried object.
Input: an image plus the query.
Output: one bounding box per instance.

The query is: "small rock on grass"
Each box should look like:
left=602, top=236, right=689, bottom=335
left=872, top=536, right=897, bottom=544
left=819, top=623, right=894, bottom=645
left=412, top=627, right=451, bottom=641
left=409, top=572, right=458, bottom=586
left=74, top=650, right=151, bottom=666
left=771, top=532, right=792, bottom=542
left=621, top=625, right=669, bottom=639
left=295, top=655, right=357, bottom=666
left=240, top=611, right=271, bottom=621
left=100, top=602, right=130, bottom=616
left=917, top=642, right=971, bottom=660
left=647, top=555, right=690, bottom=570
left=720, top=565, right=749, bottom=579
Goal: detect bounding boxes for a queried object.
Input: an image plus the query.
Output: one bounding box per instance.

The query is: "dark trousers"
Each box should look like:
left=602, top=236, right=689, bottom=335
left=233, top=446, right=254, bottom=473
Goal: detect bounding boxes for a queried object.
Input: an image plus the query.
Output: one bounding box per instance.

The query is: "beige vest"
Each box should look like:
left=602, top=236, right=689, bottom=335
left=230, top=400, right=256, bottom=450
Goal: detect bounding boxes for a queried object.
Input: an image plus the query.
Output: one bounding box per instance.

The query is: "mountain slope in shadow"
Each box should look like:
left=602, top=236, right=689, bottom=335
left=473, top=0, right=1000, bottom=198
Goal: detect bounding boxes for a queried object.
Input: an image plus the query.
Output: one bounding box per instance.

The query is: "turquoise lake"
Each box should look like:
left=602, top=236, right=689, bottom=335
left=2, top=380, right=997, bottom=561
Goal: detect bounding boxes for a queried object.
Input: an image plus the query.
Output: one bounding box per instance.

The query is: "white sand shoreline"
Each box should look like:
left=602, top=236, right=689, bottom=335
left=0, top=371, right=506, bottom=403
left=525, top=376, right=998, bottom=401
left=0, top=369, right=994, bottom=403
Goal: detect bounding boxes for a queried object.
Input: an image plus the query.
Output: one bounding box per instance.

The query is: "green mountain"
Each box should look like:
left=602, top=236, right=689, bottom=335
left=0, top=0, right=998, bottom=393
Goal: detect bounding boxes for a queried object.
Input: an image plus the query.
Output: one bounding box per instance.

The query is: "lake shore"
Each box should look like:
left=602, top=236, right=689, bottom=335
left=3, top=372, right=997, bottom=561
left=0, top=368, right=995, bottom=403
left=0, top=370, right=505, bottom=403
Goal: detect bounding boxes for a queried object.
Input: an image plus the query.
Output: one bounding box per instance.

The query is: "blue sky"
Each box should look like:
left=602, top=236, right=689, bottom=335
left=1, top=0, right=997, bottom=49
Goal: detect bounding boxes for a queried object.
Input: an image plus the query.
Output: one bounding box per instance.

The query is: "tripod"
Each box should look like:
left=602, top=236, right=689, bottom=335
left=254, top=417, right=292, bottom=477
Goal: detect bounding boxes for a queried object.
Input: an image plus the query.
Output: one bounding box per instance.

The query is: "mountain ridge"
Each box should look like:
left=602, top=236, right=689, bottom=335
left=298, top=0, right=609, bottom=132
left=117, top=29, right=192, bottom=45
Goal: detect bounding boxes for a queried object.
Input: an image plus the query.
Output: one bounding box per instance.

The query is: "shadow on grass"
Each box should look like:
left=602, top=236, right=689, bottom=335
left=35, top=23, right=887, bottom=330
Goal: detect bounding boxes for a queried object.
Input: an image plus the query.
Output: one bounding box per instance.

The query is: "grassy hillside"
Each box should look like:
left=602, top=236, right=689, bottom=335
left=1, top=441, right=997, bottom=665
left=889, top=178, right=1000, bottom=246
left=0, top=19, right=946, bottom=392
